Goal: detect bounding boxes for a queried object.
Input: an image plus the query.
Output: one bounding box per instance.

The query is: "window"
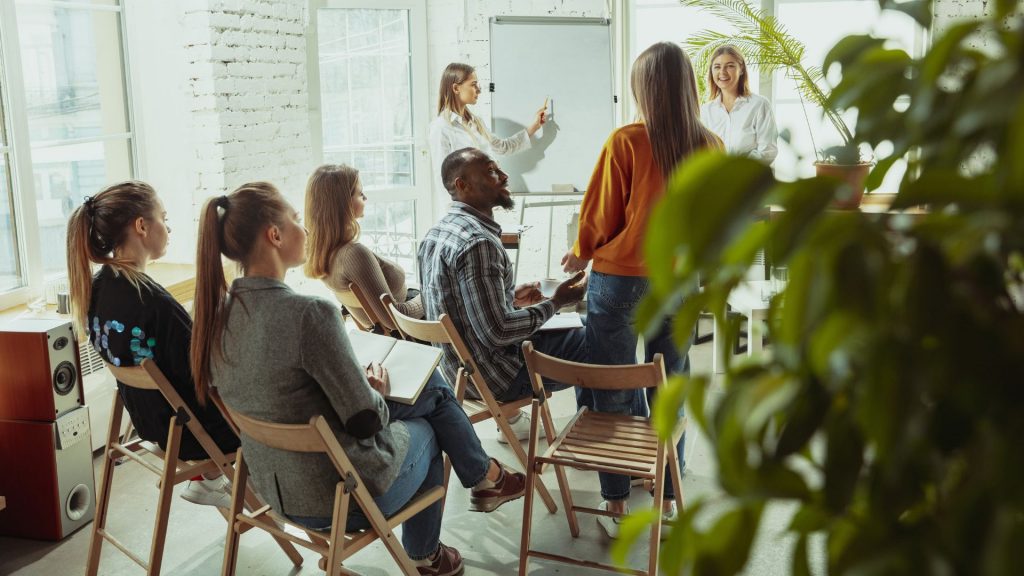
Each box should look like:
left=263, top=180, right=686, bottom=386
left=312, top=0, right=430, bottom=278
left=632, top=0, right=925, bottom=190
left=0, top=0, right=134, bottom=306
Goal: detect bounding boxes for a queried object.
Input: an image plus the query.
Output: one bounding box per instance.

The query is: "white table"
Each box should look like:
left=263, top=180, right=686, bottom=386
left=713, top=280, right=775, bottom=373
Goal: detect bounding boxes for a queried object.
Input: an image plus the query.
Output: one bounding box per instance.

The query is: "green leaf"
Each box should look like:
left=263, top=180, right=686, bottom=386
left=823, top=34, right=885, bottom=74
left=693, top=505, right=762, bottom=575
left=792, top=534, right=812, bottom=576
left=878, top=0, right=932, bottom=29
left=610, top=507, right=662, bottom=568
left=652, top=375, right=688, bottom=441
left=823, top=414, right=865, bottom=513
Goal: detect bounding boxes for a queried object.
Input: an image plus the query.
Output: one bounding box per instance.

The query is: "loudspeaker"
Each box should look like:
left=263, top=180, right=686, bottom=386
left=0, top=318, right=84, bottom=421
left=0, top=318, right=95, bottom=540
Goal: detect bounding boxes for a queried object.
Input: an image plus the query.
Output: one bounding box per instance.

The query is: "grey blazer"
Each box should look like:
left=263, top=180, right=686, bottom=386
left=213, top=277, right=410, bottom=518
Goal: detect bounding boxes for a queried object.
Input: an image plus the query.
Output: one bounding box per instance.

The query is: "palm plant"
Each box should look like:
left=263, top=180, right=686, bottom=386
left=681, top=0, right=859, bottom=163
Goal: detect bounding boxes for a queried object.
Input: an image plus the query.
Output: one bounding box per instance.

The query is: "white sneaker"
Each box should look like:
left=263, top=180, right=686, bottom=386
left=496, top=411, right=532, bottom=444
left=180, top=476, right=232, bottom=509
left=596, top=500, right=627, bottom=539
left=660, top=501, right=678, bottom=540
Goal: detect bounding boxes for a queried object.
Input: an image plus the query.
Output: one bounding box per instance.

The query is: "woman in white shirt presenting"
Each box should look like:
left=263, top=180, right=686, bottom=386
left=699, top=45, right=778, bottom=164
left=428, top=62, right=547, bottom=215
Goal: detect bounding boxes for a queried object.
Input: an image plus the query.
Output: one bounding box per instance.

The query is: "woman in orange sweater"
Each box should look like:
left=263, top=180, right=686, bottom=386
left=562, top=42, right=720, bottom=536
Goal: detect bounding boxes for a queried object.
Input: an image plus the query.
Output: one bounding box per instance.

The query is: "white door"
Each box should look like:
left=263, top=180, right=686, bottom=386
left=311, top=0, right=430, bottom=277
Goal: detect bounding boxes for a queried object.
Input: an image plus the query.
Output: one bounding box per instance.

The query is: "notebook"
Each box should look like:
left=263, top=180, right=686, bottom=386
left=346, top=329, right=442, bottom=405
left=539, top=311, right=584, bottom=331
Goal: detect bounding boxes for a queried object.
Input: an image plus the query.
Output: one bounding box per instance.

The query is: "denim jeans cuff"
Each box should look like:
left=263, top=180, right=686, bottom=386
left=601, top=491, right=630, bottom=501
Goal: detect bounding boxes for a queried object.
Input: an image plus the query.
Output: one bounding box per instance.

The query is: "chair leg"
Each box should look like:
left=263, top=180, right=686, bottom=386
left=148, top=422, right=184, bottom=575
left=518, top=403, right=542, bottom=576
left=668, top=434, right=685, bottom=513
left=86, top=395, right=125, bottom=576
left=496, top=409, right=558, bottom=513
left=221, top=456, right=249, bottom=576
left=649, top=448, right=666, bottom=576
left=240, top=485, right=304, bottom=566
left=440, top=455, right=452, bottom=515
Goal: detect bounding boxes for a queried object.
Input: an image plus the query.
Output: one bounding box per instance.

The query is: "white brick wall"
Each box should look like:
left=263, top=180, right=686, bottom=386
left=183, top=0, right=313, bottom=215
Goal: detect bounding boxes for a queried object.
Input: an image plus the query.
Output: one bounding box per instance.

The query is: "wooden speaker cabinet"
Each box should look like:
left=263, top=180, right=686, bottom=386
left=0, top=318, right=95, bottom=540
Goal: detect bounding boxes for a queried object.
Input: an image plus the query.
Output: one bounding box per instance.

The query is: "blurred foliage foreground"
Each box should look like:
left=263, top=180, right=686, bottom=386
left=618, top=1, right=1024, bottom=574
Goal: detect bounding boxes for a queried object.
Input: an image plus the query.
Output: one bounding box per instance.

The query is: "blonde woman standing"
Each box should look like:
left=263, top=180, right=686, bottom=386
left=562, top=42, right=722, bottom=537
left=699, top=44, right=778, bottom=164
left=428, top=62, right=547, bottom=217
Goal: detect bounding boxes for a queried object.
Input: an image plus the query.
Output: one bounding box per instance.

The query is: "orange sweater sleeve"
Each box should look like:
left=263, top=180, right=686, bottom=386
left=574, top=132, right=631, bottom=260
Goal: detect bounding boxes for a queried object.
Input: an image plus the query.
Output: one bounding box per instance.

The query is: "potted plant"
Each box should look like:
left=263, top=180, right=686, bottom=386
left=614, top=1, right=1024, bottom=574
left=681, top=0, right=873, bottom=207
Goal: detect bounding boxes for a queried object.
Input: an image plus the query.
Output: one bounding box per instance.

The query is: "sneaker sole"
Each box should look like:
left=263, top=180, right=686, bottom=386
left=468, top=491, right=525, bottom=513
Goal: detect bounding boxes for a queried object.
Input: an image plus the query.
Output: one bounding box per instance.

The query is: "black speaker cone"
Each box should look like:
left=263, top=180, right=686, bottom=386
left=53, top=361, right=77, bottom=395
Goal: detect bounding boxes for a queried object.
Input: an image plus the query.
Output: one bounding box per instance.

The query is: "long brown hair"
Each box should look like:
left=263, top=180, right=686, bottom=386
left=707, top=44, right=751, bottom=101
left=303, top=164, right=361, bottom=279
left=632, top=42, right=719, bottom=180
left=191, top=182, right=292, bottom=403
left=65, top=181, right=161, bottom=335
left=437, top=62, right=476, bottom=122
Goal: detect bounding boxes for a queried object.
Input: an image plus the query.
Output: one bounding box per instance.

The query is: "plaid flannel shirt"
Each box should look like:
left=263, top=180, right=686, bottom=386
left=418, top=202, right=556, bottom=399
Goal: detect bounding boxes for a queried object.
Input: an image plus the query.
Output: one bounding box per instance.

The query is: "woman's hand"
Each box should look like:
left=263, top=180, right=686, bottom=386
left=365, top=362, right=390, bottom=397
left=526, top=100, right=548, bottom=136
left=514, top=282, right=544, bottom=307
left=561, top=250, right=590, bottom=274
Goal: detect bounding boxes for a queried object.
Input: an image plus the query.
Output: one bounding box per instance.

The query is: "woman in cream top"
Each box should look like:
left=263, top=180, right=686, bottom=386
left=699, top=44, right=778, bottom=164
left=303, top=164, right=421, bottom=332
left=428, top=62, right=547, bottom=216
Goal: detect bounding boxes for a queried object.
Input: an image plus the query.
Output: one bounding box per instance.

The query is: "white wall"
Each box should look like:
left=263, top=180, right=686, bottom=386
left=124, top=0, right=1004, bottom=271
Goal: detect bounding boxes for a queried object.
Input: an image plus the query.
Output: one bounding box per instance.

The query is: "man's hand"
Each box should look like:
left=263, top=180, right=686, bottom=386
left=551, top=271, right=587, bottom=308
left=561, top=250, right=590, bottom=274
left=365, top=362, right=390, bottom=397
left=514, top=282, right=544, bottom=307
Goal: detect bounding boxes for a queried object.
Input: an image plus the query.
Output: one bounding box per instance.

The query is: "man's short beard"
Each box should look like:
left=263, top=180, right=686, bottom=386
left=497, top=194, right=515, bottom=211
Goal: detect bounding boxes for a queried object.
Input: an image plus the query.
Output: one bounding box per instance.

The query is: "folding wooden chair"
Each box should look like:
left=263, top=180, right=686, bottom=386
left=213, top=394, right=446, bottom=576
left=332, top=282, right=386, bottom=333
left=382, top=293, right=559, bottom=514
left=518, top=342, right=685, bottom=576
left=86, top=359, right=302, bottom=576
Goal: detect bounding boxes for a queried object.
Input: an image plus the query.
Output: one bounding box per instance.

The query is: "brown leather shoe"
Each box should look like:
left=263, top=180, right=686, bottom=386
left=417, top=542, right=464, bottom=576
left=469, top=459, right=526, bottom=513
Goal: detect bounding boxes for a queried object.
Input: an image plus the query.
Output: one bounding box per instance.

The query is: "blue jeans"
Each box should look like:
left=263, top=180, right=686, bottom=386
left=387, top=370, right=490, bottom=488
left=578, top=271, right=689, bottom=501
left=500, top=326, right=589, bottom=402
left=288, top=418, right=443, bottom=560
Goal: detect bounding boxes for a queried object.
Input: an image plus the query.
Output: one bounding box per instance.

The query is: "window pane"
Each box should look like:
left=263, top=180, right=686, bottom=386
left=635, top=1, right=760, bottom=96
left=33, top=138, right=133, bottom=276
left=17, top=5, right=130, bottom=143
left=0, top=159, right=24, bottom=292
left=360, top=200, right=417, bottom=278
left=319, top=8, right=414, bottom=189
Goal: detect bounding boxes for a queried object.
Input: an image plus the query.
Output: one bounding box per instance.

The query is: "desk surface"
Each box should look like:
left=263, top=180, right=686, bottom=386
left=0, top=262, right=215, bottom=325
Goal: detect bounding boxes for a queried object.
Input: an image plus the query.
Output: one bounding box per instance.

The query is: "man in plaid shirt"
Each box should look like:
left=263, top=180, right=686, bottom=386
left=419, top=148, right=588, bottom=420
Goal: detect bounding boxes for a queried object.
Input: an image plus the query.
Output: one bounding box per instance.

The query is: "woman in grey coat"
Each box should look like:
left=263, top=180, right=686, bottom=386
left=190, top=182, right=526, bottom=576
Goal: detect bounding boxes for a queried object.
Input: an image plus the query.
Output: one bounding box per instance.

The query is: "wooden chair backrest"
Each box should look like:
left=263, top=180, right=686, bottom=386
left=382, top=293, right=451, bottom=344
left=331, top=282, right=379, bottom=332
left=105, top=358, right=233, bottom=467
left=213, top=402, right=361, bottom=494
left=521, top=341, right=666, bottom=394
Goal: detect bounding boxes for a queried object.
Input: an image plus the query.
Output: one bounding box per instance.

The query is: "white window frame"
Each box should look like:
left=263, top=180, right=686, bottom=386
left=0, top=0, right=136, bottom=310
left=308, top=0, right=432, bottom=237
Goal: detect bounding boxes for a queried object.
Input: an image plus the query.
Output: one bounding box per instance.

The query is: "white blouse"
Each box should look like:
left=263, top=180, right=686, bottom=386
left=428, top=111, right=532, bottom=217
left=700, top=93, right=778, bottom=164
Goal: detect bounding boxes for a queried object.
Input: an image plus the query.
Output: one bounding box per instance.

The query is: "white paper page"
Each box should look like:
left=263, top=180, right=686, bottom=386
left=346, top=329, right=396, bottom=369
left=380, top=341, right=443, bottom=404
left=539, top=312, right=584, bottom=331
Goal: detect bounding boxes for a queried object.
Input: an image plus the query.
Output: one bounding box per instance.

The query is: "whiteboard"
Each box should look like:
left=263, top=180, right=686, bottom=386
left=489, top=17, right=615, bottom=193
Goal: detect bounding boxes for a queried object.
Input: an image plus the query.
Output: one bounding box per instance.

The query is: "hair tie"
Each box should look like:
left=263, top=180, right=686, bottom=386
left=83, top=196, right=96, bottom=216
left=215, top=195, right=230, bottom=210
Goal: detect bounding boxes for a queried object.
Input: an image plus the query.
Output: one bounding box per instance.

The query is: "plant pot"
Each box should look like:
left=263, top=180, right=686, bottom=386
left=815, top=162, right=872, bottom=209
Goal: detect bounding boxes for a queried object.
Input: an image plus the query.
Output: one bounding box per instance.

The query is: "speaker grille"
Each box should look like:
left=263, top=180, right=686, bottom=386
left=77, top=340, right=106, bottom=378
